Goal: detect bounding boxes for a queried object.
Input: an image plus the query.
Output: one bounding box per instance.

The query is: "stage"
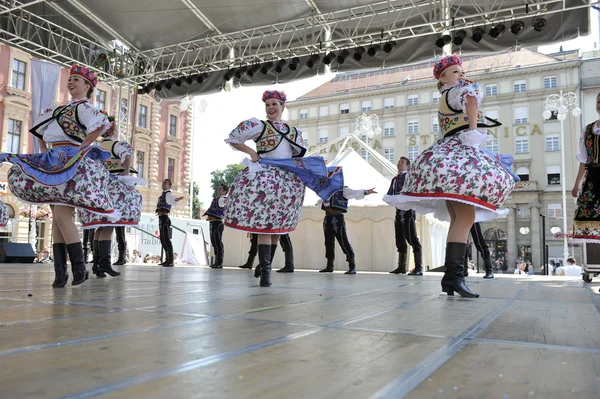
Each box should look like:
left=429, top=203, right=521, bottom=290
left=1, top=263, right=599, bottom=398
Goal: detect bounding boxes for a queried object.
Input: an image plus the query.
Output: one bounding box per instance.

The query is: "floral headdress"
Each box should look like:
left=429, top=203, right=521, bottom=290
left=433, top=54, right=462, bottom=80
left=262, top=90, right=287, bottom=103
left=70, top=64, right=98, bottom=87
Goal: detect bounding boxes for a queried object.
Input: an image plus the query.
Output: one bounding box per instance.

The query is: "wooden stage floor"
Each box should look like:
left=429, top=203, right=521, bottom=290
left=1, top=263, right=599, bottom=399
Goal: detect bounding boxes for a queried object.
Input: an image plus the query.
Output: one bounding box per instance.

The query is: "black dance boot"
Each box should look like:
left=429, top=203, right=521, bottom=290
left=463, top=250, right=469, bottom=277
left=98, top=241, right=121, bottom=277
left=239, top=254, right=255, bottom=270
left=211, top=254, right=223, bottom=269
left=407, top=250, right=424, bottom=276
left=482, top=256, right=494, bottom=279
left=83, top=241, right=90, bottom=264
left=344, top=260, right=356, bottom=275
left=258, top=244, right=272, bottom=287
left=66, top=242, right=89, bottom=286
left=51, top=243, right=68, bottom=287
left=277, top=248, right=294, bottom=273
left=440, top=242, right=479, bottom=298
left=319, top=259, right=335, bottom=273
left=390, top=251, right=407, bottom=274
left=113, top=249, right=127, bottom=266
left=92, top=241, right=106, bottom=278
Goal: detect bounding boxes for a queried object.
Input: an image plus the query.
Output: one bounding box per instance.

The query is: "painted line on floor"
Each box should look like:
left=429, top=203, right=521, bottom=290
left=468, top=337, right=600, bottom=354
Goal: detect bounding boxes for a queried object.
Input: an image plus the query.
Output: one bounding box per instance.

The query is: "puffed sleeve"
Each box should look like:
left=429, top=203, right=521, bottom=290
left=77, top=101, right=110, bottom=136
left=225, top=118, right=265, bottom=145
left=29, top=106, right=56, bottom=139
left=342, top=187, right=367, bottom=200
left=447, top=79, right=482, bottom=113
left=291, top=127, right=306, bottom=157
left=112, top=141, right=134, bottom=162
left=576, top=125, right=591, bottom=164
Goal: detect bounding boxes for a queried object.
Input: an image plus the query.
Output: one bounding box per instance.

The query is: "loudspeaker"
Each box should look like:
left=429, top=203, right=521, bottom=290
left=0, top=242, right=36, bottom=263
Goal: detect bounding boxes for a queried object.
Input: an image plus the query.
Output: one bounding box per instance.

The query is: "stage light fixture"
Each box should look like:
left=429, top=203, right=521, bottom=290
left=489, top=24, right=506, bottom=39
left=196, top=74, right=204, bottom=84
left=471, top=27, right=485, bottom=43
left=146, top=82, right=155, bottom=92
left=533, top=17, right=547, bottom=32
left=138, top=87, right=146, bottom=95
left=305, top=54, right=320, bottom=68
left=353, top=46, right=366, bottom=61
left=165, top=79, right=174, bottom=90
left=367, top=44, right=380, bottom=57
left=247, top=64, right=261, bottom=77
left=336, top=49, right=350, bottom=64
left=260, top=61, right=274, bottom=74
left=323, top=51, right=336, bottom=65
left=155, top=82, right=162, bottom=91
left=274, top=59, right=287, bottom=73
left=174, top=78, right=182, bottom=87
left=223, top=69, right=235, bottom=81
left=185, top=76, right=193, bottom=85
left=510, top=20, right=525, bottom=35
left=435, top=35, right=451, bottom=48
left=382, top=40, right=397, bottom=53
left=452, top=30, right=467, bottom=46
left=289, top=57, right=300, bottom=71
left=234, top=66, right=248, bottom=79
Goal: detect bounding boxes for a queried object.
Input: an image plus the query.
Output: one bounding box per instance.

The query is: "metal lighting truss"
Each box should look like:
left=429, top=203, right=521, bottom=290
left=0, top=0, right=597, bottom=85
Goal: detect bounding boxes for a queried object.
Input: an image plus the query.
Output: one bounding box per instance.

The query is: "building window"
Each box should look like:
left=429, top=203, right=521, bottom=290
left=339, top=103, right=350, bottom=114
left=299, top=109, right=308, bottom=119
left=408, top=94, right=419, bottom=106
left=11, top=59, right=26, bottom=91
left=515, top=137, right=529, bottom=153
left=485, top=109, right=499, bottom=120
left=384, top=97, right=395, bottom=109
left=544, top=76, right=557, bottom=89
left=548, top=203, right=562, bottom=218
left=485, top=138, right=499, bottom=153
left=514, top=79, right=527, bottom=93
left=514, top=106, right=528, bottom=124
left=432, top=116, right=439, bottom=133
left=384, top=148, right=395, bottom=162
left=384, top=121, right=395, bottom=137
left=119, top=98, right=129, bottom=123
left=545, top=134, right=560, bottom=151
left=167, top=157, right=175, bottom=182
left=516, top=167, right=530, bottom=181
left=547, top=165, right=561, bottom=185
left=7, top=119, right=21, bottom=153
left=485, top=84, right=498, bottom=96
left=407, top=119, right=419, bottom=134
left=361, top=100, right=372, bottom=112
left=96, top=89, right=106, bottom=111
left=136, top=151, right=145, bottom=178
left=318, top=128, right=328, bottom=143
left=339, top=126, right=349, bottom=137
left=361, top=149, right=372, bottom=162
left=138, top=105, right=147, bottom=128
left=319, top=106, right=329, bottom=117
left=169, top=115, right=177, bottom=137
left=408, top=145, right=419, bottom=161
left=432, top=91, right=441, bottom=103
left=302, top=138, right=309, bottom=147
left=517, top=207, right=531, bottom=219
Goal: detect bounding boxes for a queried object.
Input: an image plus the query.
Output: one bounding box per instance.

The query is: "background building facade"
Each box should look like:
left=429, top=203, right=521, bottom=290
left=0, top=44, right=191, bottom=249
left=288, top=48, right=588, bottom=270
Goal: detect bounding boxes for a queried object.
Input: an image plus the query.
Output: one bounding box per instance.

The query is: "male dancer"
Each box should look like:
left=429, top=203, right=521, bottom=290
left=204, top=184, right=228, bottom=269
left=388, top=157, right=423, bottom=275
left=318, top=186, right=377, bottom=274
left=156, top=178, right=184, bottom=267
left=465, top=222, right=494, bottom=278
left=238, top=233, right=295, bottom=273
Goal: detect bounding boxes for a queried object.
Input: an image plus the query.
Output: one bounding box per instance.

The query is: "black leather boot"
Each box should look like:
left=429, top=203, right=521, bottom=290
left=238, top=254, right=255, bottom=270
left=113, top=249, right=127, bottom=266
left=390, top=251, right=407, bottom=274
left=83, top=241, right=90, bottom=265
left=258, top=244, right=272, bottom=287
left=211, top=254, right=223, bottom=269
left=92, top=241, right=106, bottom=278
left=319, top=259, right=335, bottom=273
left=277, top=247, right=294, bottom=273
left=51, top=243, right=68, bottom=287
left=482, top=256, right=494, bottom=279
left=344, top=260, right=356, bottom=274
left=463, top=250, right=469, bottom=277
left=441, top=242, right=479, bottom=298
left=407, top=250, right=423, bottom=276
left=66, top=242, right=89, bottom=286
left=98, top=240, right=121, bottom=277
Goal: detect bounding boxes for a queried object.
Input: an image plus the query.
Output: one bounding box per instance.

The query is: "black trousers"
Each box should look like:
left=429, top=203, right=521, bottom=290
left=158, top=215, right=173, bottom=259
left=394, top=209, right=422, bottom=253
left=248, top=233, right=291, bottom=258
left=323, top=213, right=355, bottom=262
left=470, top=222, right=490, bottom=258
left=209, top=221, right=224, bottom=258
left=82, top=229, right=95, bottom=248
left=114, top=226, right=126, bottom=252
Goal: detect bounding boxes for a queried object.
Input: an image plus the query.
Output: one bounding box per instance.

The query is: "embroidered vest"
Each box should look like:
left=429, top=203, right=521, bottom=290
left=438, top=85, right=501, bottom=137
left=204, top=197, right=226, bottom=219
left=254, top=120, right=306, bottom=157
left=100, top=139, right=138, bottom=174
left=321, top=190, right=348, bottom=213
left=387, top=173, right=406, bottom=195
left=583, top=122, right=600, bottom=166
left=30, top=100, right=90, bottom=142
left=156, top=191, right=172, bottom=213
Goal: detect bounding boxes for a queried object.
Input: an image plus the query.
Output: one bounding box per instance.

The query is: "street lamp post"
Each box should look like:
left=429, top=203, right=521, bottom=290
left=542, top=91, right=582, bottom=267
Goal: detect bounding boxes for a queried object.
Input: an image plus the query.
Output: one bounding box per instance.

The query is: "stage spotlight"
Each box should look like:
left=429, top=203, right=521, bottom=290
left=196, top=74, right=204, bottom=84
left=174, top=78, right=182, bottom=87
left=289, top=57, right=300, bottom=71
left=146, top=82, right=155, bottom=92
left=533, top=17, right=547, bottom=32
left=336, top=49, right=350, bottom=64
left=306, top=54, right=320, bottom=68
left=223, top=69, right=235, bottom=81
left=185, top=76, right=193, bottom=85
left=165, top=79, right=174, bottom=90
left=274, top=59, right=287, bottom=73
left=234, top=66, right=248, bottom=79
left=452, top=30, right=467, bottom=46
left=155, top=82, right=162, bottom=91
left=260, top=61, right=274, bottom=74
left=323, top=51, right=336, bottom=65
left=510, top=20, right=525, bottom=35
left=471, top=27, right=485, bottom=43
left=138, top=87, right=146, bottom=95
left=489, top=24, right=506, bottom=39
left=247, top=64, right=260, bottom=77
left=353, top=46, right=366, bottom=61
left=382, top=40, right=397, bottom=53
left=435, top=35, right=451, bottom=49
left=367, top=44, right=380, bottom=57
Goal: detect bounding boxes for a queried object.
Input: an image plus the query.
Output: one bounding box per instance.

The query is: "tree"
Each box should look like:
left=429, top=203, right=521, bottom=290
left=189, top=181, right=203, bottom=219
left=210, top=164, right=245, bottom=194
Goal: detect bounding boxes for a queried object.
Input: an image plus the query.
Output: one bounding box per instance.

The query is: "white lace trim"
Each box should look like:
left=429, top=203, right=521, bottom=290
left=458, top=129, right=492, bottom=148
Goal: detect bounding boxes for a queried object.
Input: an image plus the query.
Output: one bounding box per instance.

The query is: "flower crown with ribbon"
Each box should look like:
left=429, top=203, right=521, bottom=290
left=433, top=54, right=462, bottom=80
left=70, top=64, right=98, bottom=87
left=262, top=90, right=287, bottom=103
